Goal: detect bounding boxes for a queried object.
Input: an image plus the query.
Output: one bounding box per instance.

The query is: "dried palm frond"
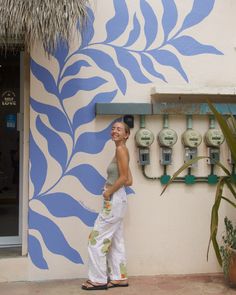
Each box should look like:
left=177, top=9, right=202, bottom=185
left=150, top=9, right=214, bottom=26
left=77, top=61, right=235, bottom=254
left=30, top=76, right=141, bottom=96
left=0, top=0, right=89, bottom=53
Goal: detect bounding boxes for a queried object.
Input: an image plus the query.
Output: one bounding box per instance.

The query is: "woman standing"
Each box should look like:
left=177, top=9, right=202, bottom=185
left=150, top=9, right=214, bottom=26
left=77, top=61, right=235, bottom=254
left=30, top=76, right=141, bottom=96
left=82, top=121, right=132, bottom=290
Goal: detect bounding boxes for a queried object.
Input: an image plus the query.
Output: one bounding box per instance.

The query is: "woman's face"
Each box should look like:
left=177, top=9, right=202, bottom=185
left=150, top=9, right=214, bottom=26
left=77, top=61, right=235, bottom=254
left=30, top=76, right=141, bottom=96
left=111, top=122, right=128, bottom=142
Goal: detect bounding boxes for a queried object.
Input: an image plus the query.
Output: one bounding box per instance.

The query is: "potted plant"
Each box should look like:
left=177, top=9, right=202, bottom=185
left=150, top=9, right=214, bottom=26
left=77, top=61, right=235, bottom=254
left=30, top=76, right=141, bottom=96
left=161, top=101, right=236, bottom=286
left=220, top=217, right=236, bottom=287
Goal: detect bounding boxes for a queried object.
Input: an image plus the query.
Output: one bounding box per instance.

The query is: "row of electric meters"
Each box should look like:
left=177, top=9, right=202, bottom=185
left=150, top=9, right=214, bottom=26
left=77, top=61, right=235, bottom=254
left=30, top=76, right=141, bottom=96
left=134, top=116, right=226, bottom=167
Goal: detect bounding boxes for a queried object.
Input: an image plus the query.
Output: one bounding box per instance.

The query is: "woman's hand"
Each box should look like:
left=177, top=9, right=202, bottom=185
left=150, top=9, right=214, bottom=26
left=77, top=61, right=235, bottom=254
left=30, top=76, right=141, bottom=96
left=103, top=189, right=111, bottom=201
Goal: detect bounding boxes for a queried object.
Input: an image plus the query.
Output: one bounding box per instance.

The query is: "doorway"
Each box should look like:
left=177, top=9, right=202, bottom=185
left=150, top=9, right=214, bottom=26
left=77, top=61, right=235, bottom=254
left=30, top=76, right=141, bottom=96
left=0, top=51, right=21, bottom=246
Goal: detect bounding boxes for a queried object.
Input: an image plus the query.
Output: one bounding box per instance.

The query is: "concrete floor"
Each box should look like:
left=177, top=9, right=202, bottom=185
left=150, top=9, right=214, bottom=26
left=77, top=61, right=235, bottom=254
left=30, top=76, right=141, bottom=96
left=0, top=274, right=236, bottom=295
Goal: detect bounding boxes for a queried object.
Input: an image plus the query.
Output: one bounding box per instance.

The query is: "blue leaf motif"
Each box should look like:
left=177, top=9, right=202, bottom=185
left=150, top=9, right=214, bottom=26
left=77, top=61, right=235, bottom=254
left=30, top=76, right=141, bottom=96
left=30, top=132, right=47, bottom=198
left=31, top=98, right=71, bottom=135
left=66, top=164, right=106, bottom=195
left=125, top=186, right=135, bottom=195
left=62, top=60, right=90, bottom=79
left=38, top=193, right=98, bottom=227
left=73, top=90, right=117, bottom=130
left=60, top=77, right=107, bottom=100
left=161, top=0, right=178, bottom=42
left=180, top=0, right=215, bottom=32
left=53, top=40, right=69, bottom=69
left=36, top=116, right=68, bottom=171
left=29, top=208, right=83, bottom=264
left=148, top=49, right=188, bottom=82
left=81, top=48, right=127, bottom=94
left=79, top=7, right=95, bottom=48
left=105, top=0, right=129, bottom=43
left=141, top=53, right=166, bottom=82
left=169, top=36, right=223, bottom=56
left=31, top=59, right=58, bottom=96
left=124, top=13, right=141, bottom=47
left=75, top=121, right=114, bottom=154
left=140, top=0, right=158, bottom=49
left=28, top=234, right=48, bottom=269
left=115, top=48, right=151, bottom=84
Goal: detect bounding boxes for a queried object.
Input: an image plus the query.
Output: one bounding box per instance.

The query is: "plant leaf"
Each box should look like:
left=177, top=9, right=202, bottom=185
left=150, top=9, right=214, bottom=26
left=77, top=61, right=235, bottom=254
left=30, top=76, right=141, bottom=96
left=31, top=59, right=58, bottom=96
left=206, top=176, right=225, bottom=266
left=221, top=196, right=236, bottom=208
left=148, top=49, right=188, bottom=82
left=115, top=48, right=150, bottom=83
left=140, top=0, right=158, bottom=49
left=28, top=234, right=48, bottom=269
left=75, top=121, right=114, bottom=154
left=208, top=101, right=236, bottom=163
left=61, top=60, right=90, bottom=79
left=79, top=7, right=95, bottom=48
left=179, top=0, right=215, bottom=32
left=38, top=193, right=98, bottom=227
left=36, top=116, right=68, bottom=171
left=29, top=208, right=83, bottom=264
left=31, top=97, right=72, bottom=135
left=30, top=132, right=47, bottom=198
left=140, top=53, right=166, bottom=82
left=60, top=77, right=107, bottom=100
left=81, top=48, right=127, bottom=94
left=169, top=36, right=223, bottom=56
left=66, top=164, right=106, bottom=195
left=160, top=156, right=207, bottom=196
left=161, top=0, right=178, bottom=42
left=52, top=40, right=69, bottom=69
left=105, top=0, right=129, bottom=43
left=73, top=91, right=117, bottom=130
left=124, top=13, right=141, bottom=47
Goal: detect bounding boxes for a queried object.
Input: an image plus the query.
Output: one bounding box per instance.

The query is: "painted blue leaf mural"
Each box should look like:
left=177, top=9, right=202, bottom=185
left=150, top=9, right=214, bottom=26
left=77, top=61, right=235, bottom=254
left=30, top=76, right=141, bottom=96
left=62, top=60, right=90, bottom=79
left=60, top=77, right=107, bottom=100
left=105, top=0, right=129, bottom=43
left=38, top=193, right=98, bottom=227
left=28, top=235, right=48, bottom=269
left=36, top=116, right=68, bottom=171
left=31, top=59, right=58, bottom=96
left=125, top=186, right=135, bottom=195
left=180, top=0, right=215, bottom=32
left=140, top=0, right=158, bottom=49
left=148, top=49, right=188, bottom=82
left=82, top=48, right=127, bottom=94
left=66, top=164, right=106, bottom=195
left=53, top=40, right=69, bottom=69
left=29, top=208, right=83, bottom=264
left=115, top=48, right=150, bottom=83
left=79, top=7, right=95, bottom=48
left=169, top=36, right=223, bottom=56
left=30, top=132, right=47, bottom=198
left=31, top=97, right=72, bottom=135
left=75, top=121, right=113, bottom=154
left=73, top=90, right=117, bottom=130
left=140, top=53, right=166, bottom=82
left=161, top=0, right=178, bottom=42
left=124, top=13, right=141, bottom=47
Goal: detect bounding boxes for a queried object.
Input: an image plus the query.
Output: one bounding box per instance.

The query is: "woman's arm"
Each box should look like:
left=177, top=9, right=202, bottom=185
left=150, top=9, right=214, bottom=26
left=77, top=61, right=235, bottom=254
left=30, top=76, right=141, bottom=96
left=125, top=167, right=133, bottom=186
left=103, top=146, right=129, bottom=200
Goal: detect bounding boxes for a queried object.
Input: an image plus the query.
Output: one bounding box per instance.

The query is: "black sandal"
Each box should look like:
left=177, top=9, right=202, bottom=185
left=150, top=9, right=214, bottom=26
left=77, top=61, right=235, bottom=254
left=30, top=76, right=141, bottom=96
left=81, top=280, right=108, bottom=291
left=108, top=281, right=129, bottom=288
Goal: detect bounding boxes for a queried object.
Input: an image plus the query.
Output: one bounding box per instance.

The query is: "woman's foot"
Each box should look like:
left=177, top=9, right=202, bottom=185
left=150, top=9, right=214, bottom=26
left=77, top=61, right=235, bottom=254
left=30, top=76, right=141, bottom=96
left=107, top=279, right=129, bottom=288
left=81, top=280, right=108, bottom=290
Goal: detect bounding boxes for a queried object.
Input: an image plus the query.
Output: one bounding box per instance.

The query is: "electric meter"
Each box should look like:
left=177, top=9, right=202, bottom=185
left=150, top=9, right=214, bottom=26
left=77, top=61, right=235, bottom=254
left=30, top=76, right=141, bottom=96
left=135, top=128, right=154, bottom=147
left=182, top=129, right=202, bottom=148
left=158, top=128, right=178, bottom=147
left=204, top=129, right=224, bottom=147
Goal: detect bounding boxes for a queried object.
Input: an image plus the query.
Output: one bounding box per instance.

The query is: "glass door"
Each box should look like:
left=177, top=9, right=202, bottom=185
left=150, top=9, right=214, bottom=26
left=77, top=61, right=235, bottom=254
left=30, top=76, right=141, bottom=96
left=0, top=51, right=21, bottom=246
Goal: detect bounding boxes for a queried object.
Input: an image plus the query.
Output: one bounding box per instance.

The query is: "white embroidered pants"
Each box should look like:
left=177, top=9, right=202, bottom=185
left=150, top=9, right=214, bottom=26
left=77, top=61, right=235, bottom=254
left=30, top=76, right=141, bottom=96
left=88, top=186, right=128, bottom=284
